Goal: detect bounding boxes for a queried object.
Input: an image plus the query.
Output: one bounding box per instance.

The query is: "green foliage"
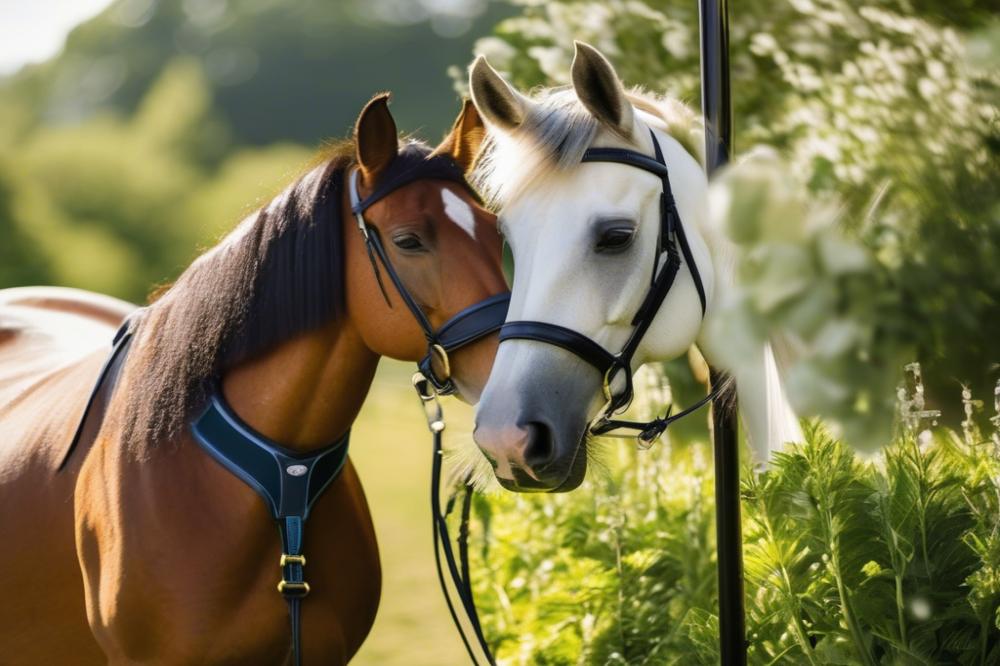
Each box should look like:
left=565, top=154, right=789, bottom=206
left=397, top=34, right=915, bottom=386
left=0, top=162, right=51, bottom=286
left=1, top=0, right=512, bottom=148
left=465, top=420, right=1000, bottom=664
left=2, top=55, right=314, bottom=300
left=0, top=0, right=516, bottom=301
left=467, top=1, right=1000, bottom=428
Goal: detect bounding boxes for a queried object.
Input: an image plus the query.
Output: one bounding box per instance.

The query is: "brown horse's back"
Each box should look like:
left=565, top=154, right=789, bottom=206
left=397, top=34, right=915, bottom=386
left=0, top=286, right=134, bottom=664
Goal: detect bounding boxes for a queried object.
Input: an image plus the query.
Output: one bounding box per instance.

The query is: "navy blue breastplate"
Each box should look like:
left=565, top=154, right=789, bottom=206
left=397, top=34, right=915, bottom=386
left=191, top=390, right=350, bottom=665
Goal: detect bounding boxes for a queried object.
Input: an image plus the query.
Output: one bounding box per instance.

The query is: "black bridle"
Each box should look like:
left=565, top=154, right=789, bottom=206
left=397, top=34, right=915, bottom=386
left=499, top=130, right=721, bottom=446
left=348, top=163, right=511, bottom=396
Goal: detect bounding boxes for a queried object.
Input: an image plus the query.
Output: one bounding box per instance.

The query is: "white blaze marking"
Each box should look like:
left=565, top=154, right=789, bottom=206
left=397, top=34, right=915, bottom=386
left=441, top=188, right=477, bottom=240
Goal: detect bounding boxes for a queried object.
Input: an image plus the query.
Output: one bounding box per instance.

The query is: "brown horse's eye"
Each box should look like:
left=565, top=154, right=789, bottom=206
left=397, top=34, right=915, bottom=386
left=392, top=233, right=425, bottom=252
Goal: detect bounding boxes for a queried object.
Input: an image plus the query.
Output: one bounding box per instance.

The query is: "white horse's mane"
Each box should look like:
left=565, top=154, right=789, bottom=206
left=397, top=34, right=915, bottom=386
left=472, top=87, right=704, bottom=210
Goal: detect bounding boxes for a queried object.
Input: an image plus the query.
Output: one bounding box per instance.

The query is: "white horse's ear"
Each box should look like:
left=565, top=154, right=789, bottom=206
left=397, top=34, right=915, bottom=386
left=570, top=41, right=634, bottom=138
left=355, top=93, right=399, bottom=184
left=469, top=56, right=530, bottom=131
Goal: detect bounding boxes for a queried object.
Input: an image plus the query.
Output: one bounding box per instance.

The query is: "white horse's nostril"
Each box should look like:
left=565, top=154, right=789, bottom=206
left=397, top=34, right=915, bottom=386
left=473, top=423, right=532, bottom=481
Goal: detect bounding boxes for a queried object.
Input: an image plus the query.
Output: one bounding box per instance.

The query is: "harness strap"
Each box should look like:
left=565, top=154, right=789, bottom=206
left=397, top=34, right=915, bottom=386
left=191, top=392, right=350, bottom=666
left=416, top=292, right=511, bottom=392
left=58, top=320, right=135, bottom=471
left=432, top=293, right=512, bottom=352
left=350, top=169, right=437, bottom=336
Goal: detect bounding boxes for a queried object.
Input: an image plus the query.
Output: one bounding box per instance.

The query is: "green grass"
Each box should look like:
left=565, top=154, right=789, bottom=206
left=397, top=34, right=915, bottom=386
left=350, top=360, right=476, bottom=665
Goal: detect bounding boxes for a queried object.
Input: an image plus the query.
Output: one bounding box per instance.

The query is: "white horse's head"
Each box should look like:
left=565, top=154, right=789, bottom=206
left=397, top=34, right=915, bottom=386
left=470, top=43, right=801, bottom=492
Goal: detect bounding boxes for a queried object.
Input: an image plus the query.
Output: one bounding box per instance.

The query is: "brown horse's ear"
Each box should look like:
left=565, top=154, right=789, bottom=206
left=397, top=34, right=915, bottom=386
left=433, top=99, right=486, bottom=173
left=355, top=93, right=399, bottom=184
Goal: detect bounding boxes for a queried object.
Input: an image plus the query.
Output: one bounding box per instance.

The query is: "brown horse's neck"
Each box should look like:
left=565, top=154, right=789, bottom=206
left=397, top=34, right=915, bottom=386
left=221, top=317, right=378, bottom=452
left=220, top=168, right=385, bottom=453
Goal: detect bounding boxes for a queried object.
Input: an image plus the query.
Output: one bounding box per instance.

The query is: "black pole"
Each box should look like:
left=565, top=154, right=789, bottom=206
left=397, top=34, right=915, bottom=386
left=698, top=1, right=747, bottom=663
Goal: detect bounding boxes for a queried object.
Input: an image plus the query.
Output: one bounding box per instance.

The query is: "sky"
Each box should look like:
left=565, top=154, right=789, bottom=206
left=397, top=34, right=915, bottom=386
left=0, top=0, right=115, bottom=75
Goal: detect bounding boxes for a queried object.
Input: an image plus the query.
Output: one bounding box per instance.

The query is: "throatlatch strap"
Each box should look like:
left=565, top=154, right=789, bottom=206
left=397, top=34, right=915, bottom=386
left=191, top=392, right=350, bottom=666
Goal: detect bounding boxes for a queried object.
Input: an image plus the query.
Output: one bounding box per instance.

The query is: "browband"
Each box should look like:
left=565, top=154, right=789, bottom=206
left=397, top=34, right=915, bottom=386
left=351, top=152, right=479, bottom=215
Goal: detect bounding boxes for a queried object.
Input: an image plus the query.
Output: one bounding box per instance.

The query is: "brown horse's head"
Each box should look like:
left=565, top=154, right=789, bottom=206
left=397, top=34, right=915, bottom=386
left=344, top=95, right=506, bottom=402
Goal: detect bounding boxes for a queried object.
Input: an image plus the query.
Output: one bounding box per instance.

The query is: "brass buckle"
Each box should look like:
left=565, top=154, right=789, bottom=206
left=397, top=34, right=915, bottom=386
left=278, top=553, right=309, bottom=596
left=276, top=581, right=310, bottom=596
left=430, top=343, right=451, bottom=384
left=280, top=554, right=306, bottom=567
left=602, top=365, right=616, bottom=402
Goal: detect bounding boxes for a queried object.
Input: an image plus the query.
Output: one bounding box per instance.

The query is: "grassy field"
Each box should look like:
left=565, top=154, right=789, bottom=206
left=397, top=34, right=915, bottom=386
left=349, top=360, right=477, bottom=665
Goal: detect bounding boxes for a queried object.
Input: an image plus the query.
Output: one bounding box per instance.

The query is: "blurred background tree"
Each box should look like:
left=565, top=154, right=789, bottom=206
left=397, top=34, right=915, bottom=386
left=0, top=0, right=514, bottom=301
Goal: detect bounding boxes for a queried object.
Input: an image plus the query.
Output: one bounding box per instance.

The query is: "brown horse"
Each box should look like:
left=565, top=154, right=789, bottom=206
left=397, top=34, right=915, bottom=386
left=0, top=95, right=506, bottom=664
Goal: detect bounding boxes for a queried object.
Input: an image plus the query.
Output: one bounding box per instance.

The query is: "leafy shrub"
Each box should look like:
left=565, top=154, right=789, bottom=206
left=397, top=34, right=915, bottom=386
left=462, top=383, right=1000, bottom=664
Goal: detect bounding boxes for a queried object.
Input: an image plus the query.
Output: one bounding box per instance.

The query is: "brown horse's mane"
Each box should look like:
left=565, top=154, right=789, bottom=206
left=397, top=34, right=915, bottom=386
left=108, top=139, right=432, bottom=452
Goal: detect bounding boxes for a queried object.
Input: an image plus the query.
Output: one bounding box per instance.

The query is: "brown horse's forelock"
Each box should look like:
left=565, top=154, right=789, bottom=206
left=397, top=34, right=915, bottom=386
left=108, top=140, right=437, bottom=453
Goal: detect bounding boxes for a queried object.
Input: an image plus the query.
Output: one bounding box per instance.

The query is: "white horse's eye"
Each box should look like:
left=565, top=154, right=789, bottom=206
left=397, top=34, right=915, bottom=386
left=595, top=226, right=636, bottom=253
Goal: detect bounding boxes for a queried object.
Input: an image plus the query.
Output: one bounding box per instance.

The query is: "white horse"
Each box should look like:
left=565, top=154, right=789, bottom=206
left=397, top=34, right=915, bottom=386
left=469, top=42, right=801, bottom=492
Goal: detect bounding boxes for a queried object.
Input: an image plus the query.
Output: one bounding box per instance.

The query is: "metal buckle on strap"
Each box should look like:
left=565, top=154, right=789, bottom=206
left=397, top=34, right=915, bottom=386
left=280, top=554, right=306, bottom=567
left=412, top=373, right=446, bottom=433
left=278, top=553, right=310, bottom=597
left=430, top=344, right=451, bottom=384
left=601, top=364, right=619, bottom=403
left=277, top=580, right=311, bottom=597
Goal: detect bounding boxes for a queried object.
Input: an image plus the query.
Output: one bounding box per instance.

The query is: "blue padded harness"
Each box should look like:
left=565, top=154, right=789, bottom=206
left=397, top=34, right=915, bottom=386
left=191, top=391, right=350, bottom=666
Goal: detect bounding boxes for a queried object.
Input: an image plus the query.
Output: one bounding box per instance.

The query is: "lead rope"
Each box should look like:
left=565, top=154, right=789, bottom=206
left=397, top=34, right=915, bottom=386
left=413, top=376, right=496, bottom=666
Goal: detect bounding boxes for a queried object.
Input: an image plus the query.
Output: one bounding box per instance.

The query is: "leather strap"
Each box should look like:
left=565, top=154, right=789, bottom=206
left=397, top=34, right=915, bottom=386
left=413, top=378, right=495, bottom=666
left=581, top=148, right=670, bottom=178
left=58, top=319, right=135, bottom=471
left=499, top=321, right=618, bottom=375
left=417, top=292, right=511, bottom=393
left=433, top=292, right=511, bottom=352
